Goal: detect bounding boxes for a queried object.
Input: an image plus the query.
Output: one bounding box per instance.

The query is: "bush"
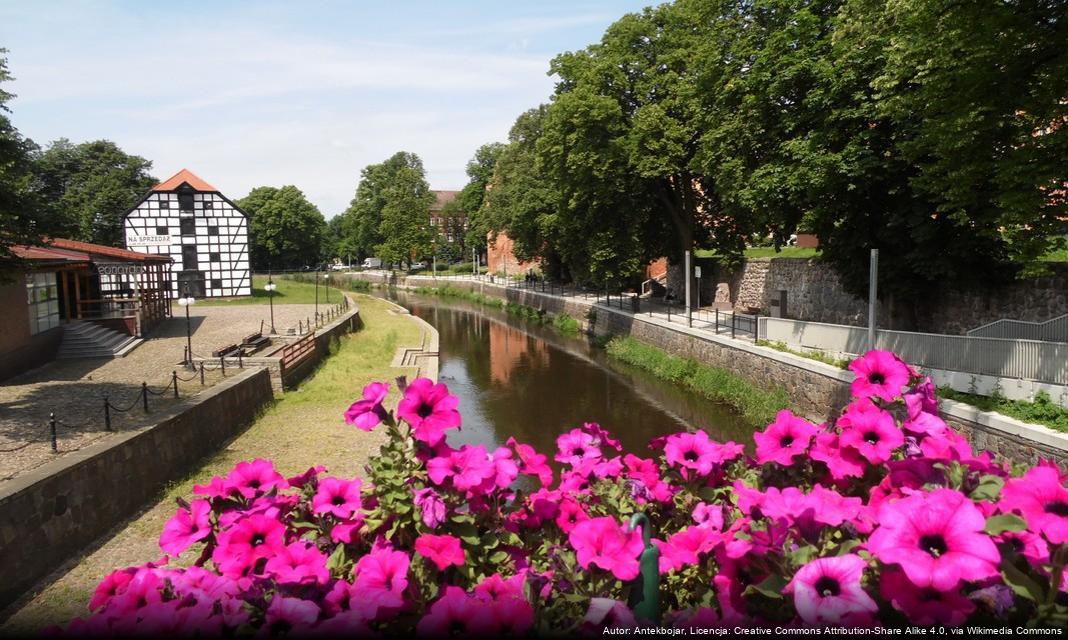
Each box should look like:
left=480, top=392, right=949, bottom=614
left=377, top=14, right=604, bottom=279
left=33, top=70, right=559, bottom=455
left=58, top=352, right=1068, bottom=634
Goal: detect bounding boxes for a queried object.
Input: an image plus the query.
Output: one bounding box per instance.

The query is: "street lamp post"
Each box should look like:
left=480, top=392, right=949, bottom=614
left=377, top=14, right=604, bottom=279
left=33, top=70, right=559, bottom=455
left=324, top=272, right=330, bottom=304
left=314, top=268, right=319, bottom=320
left=264, top=276, right=277, bottom=334
left=177, top=288, right=196, bottom=367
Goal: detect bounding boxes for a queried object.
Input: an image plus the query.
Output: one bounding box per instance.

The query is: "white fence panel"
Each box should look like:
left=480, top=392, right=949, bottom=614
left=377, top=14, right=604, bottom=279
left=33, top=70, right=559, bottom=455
left=759, top=317, right=1068, bottom=385
left=966, top=313, right=1068, bottom=342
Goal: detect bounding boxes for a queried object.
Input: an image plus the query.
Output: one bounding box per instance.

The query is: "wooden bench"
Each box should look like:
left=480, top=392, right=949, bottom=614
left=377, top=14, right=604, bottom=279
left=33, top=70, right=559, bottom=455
left=241, top=332, right=271, bottom=350
left=211, top=343, right=240, bottom=358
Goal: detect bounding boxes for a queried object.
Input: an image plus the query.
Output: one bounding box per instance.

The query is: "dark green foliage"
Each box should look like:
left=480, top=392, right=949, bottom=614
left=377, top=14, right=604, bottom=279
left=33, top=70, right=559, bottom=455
left=938, top=388, right=1068, bottom=434
left=338, top=152, right=431, bottom=264
left=0, top=50, right=42, bottom=275
left=240, top=186, right=327, bottom=270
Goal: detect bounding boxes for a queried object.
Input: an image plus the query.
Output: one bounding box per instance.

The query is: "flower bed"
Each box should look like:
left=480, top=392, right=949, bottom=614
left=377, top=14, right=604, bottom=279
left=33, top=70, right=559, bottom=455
left=56, top=351, right=1068, bottom=634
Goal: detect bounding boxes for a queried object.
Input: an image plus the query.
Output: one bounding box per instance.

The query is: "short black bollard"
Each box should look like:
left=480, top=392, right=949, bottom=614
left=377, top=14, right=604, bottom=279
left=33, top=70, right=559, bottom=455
left=220, top=356, right=226, bottom=375
left=200, top=362, right=205, bottom=385
left=238, top=351, right=244, bottom=368
left=299, top=320, right=303, bottom=333
left=50, top=412, right=57, bottom=453
left=731, top=313, right=736, bottom=339
left=142, top=382, right=149, bottom=412
left=172, top=370, right=179, bottom=399
left=104, top=396, right=112, bottom=431
left=715, top=309, right=719, bottom=333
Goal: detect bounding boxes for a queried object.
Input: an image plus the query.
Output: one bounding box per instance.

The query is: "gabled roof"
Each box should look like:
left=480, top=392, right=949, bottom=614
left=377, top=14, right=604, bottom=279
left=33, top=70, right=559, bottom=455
left=12, top=244, right=92, bottom=267
left=431, top=190, right=460, bottom=212
left=152, top=168, right=218, bottom=192
left=48, top=238, right=172, bottom=263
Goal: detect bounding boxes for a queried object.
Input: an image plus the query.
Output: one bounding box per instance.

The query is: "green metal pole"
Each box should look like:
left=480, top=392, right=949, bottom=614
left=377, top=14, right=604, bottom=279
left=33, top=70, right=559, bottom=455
left=627, top=513, right=660, bottom=623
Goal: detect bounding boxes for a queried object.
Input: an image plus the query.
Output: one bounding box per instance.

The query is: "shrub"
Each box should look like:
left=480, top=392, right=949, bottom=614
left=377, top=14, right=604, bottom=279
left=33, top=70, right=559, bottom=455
left=58, top=351, right=1068, bottom=635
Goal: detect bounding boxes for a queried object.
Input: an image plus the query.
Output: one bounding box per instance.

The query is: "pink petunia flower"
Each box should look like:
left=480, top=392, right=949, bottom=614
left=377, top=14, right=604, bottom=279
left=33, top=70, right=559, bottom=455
left=471, top=574, right=535, bottom=636
left=810, top=431, right=867, bottom=480
left=507, top=437, right=553, bottom=487
left=786, top=554, right=878, bottom=625
left=426, top=444, right=496, bottom=493
left=866, top=489, right=1000, bottom=591
left=1000, top=466, right=1068, bottom=544
left=568, top=516, right=644, bottom=581
left=396, top=378, right=461, bottom=445
left=664, top=430, right=737, bottom=479
left=416, top=586, right=480, bottom=636
left=264, top=541, right=330, bottom=584
left=581, top=421, right=623, bottom=451
left=89, top=568, right=135, bottom=611
left=837, top=400, right=903, bottom=464
left=555, top=497, right=589, bottom=533
left=263, top=596, right=320, bottom=635
left=754, top=411, right=818, bottom=466
left=211, top=514, right=287, bottom=578
left=159, top=499, right=212, bottom=556
left=224, top=459, right=288, bottom=500
left=848, top=349, right=911, bottom=402
left=555, top=428, right=603, bottom=466
left=879, top=570, right=976, bottom=626
left=414, top=487, right=447, bottom=529
left=311, top=477, right=363, bottom=520
left=655, top=524, right=722, bottom=573
left=415, top=533, right=466, bottom=571
left=582, top=598, right=637, bottom=630
left=344, top=381, right=390, bottom=431
left=352, top=547, right=410, bottom=621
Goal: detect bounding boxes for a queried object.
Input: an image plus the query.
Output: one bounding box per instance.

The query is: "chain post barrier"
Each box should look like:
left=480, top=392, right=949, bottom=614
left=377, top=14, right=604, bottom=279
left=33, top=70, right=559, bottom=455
left=50, top=413, right=57, bottom=453
left=104, top=396, right=112, bottom=430
left=141, top=382, right=149, bottom=412
left=172, top=371, right=179, bottom=398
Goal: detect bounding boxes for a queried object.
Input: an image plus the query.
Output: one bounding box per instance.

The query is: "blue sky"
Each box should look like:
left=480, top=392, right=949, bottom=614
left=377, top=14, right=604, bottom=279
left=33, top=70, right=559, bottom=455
left=0, top=0, right=653, bottom=216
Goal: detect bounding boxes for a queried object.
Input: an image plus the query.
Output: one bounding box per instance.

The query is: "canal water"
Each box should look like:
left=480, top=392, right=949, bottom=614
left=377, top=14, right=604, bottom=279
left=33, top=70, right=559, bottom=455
left=382, top=291, right=753, bottom=456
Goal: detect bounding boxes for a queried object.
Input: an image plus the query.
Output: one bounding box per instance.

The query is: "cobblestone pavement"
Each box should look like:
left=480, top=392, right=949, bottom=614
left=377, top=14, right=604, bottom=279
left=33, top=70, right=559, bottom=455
left=0, top=303, right=323, bottom=483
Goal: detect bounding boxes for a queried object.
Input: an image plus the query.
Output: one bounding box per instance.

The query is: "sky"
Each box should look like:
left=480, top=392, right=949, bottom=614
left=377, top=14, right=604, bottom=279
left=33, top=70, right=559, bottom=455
left=0, top=0, right=652, bottom=217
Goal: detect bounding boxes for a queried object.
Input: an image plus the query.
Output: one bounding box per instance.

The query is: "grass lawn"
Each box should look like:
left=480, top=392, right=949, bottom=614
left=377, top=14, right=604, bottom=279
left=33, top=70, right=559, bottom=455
left=1040, top=245, right=1068, bottom=262
left=695, top=246, right=821, bottom=260
left=192, top=275, right=345, bottom=306
left=0, top=294, right=426, bottom=634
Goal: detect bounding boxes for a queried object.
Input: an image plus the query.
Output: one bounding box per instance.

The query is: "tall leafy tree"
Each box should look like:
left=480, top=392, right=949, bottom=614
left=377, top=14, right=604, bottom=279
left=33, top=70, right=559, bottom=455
left=339, top=151, right=425, bottom=260
left=32, top=138, right=157, bottom=246
left=0, top=50, right=46, bottom=275
left=456, top=142, right=505, bottom=252
left=240, top=185, right=326, bottom=270
left=375, top=164, right=434, bottom=268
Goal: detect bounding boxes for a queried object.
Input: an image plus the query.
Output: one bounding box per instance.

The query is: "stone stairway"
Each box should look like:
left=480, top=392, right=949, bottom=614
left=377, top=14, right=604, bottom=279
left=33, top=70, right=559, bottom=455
left=56, top=322, right=142, bottom=359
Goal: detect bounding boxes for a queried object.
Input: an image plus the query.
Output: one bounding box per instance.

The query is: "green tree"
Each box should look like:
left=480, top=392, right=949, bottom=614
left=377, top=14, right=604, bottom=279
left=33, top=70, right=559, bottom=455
left=375, top=165, right=434, bottom=268
left=339, top=151, right=425, bottom=260
left=239, top=185, right=326, bottom=270
left=31, top=138, right=157, bottom=246
left=456, top=142, right=505, bottom=252
left=322, top=215, right=345, bottom=264
left=0, top=50, right=48, bottom=274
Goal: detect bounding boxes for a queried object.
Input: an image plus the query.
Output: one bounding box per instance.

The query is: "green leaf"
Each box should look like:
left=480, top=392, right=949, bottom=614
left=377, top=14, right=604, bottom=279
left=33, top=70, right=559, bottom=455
left=1000, top=559, right=1045, bottom=603
left=488, top=550, right=510, bottom=564
left=743, top=574, right=788, bottom=599
left=970, top=475, right=1005, bottom=502
left=984, top=514, right=1028, bottom=536
left=325, top=544, right=349, bottom=574
left=835, top=540, right=862, bottom=556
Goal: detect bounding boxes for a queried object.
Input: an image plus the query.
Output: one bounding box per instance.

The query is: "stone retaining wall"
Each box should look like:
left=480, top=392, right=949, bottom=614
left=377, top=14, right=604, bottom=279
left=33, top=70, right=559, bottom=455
left=0, top=367, right=274, bottom=609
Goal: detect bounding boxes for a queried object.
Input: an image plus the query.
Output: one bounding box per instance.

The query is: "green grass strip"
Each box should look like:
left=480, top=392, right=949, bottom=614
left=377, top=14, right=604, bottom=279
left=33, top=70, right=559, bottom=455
left=938, top=388, right=1068, bottom=433
left=605, top=336, right=788, bottom=426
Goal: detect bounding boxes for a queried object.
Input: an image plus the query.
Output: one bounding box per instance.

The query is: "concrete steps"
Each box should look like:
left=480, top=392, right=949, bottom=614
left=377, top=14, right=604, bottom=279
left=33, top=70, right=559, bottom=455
left=57, top=322, right=142, bottom=359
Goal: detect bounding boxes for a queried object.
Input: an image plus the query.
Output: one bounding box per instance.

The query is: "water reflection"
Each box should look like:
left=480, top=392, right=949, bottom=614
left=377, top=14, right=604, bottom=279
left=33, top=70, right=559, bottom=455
left=384, top=291, right=754, bottom=457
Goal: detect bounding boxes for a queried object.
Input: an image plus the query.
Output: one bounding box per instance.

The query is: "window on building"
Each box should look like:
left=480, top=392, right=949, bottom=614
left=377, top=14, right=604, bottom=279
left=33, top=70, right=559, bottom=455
left=211, top=279, right=223, bottom=289
left=156, top=226, right=169, bottom=235
left=179, top=193, right=194, bottom=212
left=208, top=226, right=219, bottom=236
left=209, top=252, right=221, bottom=262
left=203, top=201, right=214, bottom=210
left=26, top=272, right=60, bottom=335
left=159, top=200, right=170, bottom=209
left=180, top=218, right=196, bottom=236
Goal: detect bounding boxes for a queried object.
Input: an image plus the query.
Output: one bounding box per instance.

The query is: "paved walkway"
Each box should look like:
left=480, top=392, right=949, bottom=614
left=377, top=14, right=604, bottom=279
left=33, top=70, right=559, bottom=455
left=0, top=304, right=321, bottom=484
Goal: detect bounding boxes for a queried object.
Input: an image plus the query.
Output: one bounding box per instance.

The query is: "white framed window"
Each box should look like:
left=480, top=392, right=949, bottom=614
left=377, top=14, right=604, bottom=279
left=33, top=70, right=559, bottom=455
left=26, top=272, right=60, bottom=335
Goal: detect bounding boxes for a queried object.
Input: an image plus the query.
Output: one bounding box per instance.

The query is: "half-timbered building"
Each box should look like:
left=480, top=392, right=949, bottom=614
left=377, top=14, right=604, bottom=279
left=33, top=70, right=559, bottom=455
left=123, top=169, right=251, bottom=298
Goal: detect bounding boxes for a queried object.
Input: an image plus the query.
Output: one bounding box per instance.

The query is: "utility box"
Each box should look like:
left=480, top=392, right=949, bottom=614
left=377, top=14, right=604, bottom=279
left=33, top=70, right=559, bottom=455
left=769, top=290, right=788, bottom=318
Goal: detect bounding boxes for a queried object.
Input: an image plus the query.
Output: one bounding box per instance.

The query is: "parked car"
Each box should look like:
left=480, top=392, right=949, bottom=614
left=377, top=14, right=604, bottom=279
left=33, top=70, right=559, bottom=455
left=362, top=257, right=382, bottom=269
left=330, top=264, right=348, bottom=271
left=409, top=261, right=427, bottom=271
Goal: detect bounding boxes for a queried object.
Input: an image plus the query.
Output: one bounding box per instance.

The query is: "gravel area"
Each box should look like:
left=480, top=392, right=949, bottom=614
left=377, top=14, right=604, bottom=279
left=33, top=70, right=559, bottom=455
left=0, top=304, right=321, bottom=484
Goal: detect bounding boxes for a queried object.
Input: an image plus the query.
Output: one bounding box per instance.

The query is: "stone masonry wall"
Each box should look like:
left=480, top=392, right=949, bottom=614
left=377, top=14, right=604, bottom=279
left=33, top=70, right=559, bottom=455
left=0, top=368, right=274, bottom=609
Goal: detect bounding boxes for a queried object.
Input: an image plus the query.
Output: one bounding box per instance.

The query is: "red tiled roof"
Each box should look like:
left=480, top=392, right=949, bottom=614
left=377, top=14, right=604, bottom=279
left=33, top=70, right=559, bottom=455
left=48, top=238, right=173, bottom=263
left=152, top=168, right=218, bottom=192
left=12, top=245, right=91, bottom=265
left=431, top=190, right=460, bottom=211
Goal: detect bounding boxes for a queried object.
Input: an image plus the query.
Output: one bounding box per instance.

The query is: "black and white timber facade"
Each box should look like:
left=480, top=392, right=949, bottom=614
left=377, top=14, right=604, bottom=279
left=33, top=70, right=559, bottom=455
left=123, top=169, right=251, bottom=299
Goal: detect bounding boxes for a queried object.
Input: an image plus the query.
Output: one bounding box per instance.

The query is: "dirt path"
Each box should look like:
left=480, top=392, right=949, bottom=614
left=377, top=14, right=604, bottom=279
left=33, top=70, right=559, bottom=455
left=0, top=295, right=428, bottom=634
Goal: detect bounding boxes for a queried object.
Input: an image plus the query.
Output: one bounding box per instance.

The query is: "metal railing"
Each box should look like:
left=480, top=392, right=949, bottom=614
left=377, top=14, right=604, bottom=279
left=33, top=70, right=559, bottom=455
left=759, top=317, right=1068, bottom=385
left=966, top=313, right=1068, bottom=342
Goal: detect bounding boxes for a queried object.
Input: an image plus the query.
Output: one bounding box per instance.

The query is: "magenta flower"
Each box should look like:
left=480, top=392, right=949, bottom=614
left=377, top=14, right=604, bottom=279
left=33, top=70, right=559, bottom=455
left=223, top=459, right=288, bottom=500
left=849, top=349, right=911, bottom=402
left=787, top=554, right=878, bottom=625
left=867, top=489, right=1000, bottom=590
left=471, top=574, right=534, bottom=636
left=879, top=570, right=976, bottom=626
left=568, top=516, right=644, bottom=581
left=89, top=569, right=135, bottom=611
left=344, top=381, right=389, bottom=431
left=426, top=444, right=496, bottom=492
left=159, top=499, right=212, bottom=556
left=655, top=524, right=722, bottom=573
left=489, top=446, right=520, bottom=489
left=264, top=541, right=329, bottom=584
left=693, top=502, right=724, bottom=529
left=838, top=400, right=903, bottom=464
left=806, top=485, right=864, bottom=527
left=311, top=477, right=363, bottom=520
left=811, top=431, right=867, bottom=480
left=664, top=430, right=737, bottom=479
left=416, top=586, right=480, bottom=636
left=555, top=497, right=589, bottom=533
left=1000, top=466, right=1068, bottom=544
left=352, top=547, right=410, bottom=620
left=211, top=514, right=287, bottom=578
left=414, top=487, right=447, bottom=529
left=396, top=378, right=461, bottom=445
left=263, top=596, right=319, bottom=635
left=754, top=410, right=818, bottom=466
left=555, top=427, right=603, bottom=466
left=415, top=533, right=466, bottom=571
left=507, top=437, right=553, bottom=487
left=582, top=598, right=637, bottom=630
left=581, top=421, right=623, bottom=451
